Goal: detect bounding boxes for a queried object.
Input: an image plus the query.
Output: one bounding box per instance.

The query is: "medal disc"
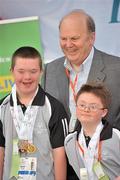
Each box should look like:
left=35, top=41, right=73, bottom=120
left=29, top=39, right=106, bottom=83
left=18, top=140, right=28, bottom=153
left=27, top=143, right=37, bottom=153
left=18, top=140, right=37, bottom=153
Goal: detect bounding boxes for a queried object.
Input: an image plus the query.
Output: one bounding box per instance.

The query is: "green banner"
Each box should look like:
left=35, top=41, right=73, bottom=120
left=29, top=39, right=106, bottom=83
left=0, top=16, right=43, bottom=99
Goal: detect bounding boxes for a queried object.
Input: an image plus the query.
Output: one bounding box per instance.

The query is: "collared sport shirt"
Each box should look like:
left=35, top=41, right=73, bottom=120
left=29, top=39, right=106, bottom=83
left=65, top=119, right=120, bottom=179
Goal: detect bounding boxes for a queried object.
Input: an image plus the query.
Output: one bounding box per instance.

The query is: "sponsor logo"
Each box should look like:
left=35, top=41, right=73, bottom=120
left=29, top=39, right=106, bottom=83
left=0, top=76, right=14, bottom=92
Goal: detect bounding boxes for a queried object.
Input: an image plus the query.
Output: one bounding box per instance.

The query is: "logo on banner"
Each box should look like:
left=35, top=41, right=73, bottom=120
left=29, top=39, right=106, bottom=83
left=0, top=76, right=14, bottom=92
left=110, top=0, right=120, bottom=23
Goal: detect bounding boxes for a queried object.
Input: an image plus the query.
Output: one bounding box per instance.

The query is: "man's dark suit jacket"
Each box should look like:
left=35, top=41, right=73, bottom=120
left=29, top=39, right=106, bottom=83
left=43, top=48, right=120, bottom=130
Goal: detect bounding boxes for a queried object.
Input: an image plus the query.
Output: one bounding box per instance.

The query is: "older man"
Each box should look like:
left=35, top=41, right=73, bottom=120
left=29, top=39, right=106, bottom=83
left=43, top=9, right=120, bottom=180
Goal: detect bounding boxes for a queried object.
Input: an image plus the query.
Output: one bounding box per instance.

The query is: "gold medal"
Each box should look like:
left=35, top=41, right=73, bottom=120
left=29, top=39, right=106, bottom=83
left=27, top=143, right=37, bottom=153
left=18, top=140, right=28, bottom=153
left=18, top=140, right=37, bottom=153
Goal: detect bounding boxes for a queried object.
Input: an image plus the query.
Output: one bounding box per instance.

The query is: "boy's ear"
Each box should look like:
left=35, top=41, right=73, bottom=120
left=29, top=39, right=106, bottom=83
left=102, top=109, right=108, bottom=118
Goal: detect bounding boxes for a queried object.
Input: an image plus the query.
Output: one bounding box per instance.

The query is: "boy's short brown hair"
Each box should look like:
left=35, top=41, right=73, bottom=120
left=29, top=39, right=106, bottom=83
left=76, top=82, right=111, bottom=109
left=11, top=46, right=42, bottom=70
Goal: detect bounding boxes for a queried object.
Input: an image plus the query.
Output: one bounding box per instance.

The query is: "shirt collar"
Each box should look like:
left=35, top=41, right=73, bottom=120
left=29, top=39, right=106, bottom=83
left=64, top=47, right=94, bottom=73
left=75, top=119, right=112, bottom=141
left=10, top=84, right=45, bottom=107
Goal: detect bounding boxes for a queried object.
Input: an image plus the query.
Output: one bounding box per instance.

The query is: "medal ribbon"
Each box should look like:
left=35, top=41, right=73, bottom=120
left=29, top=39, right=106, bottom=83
left=65, top=68, right=78, bottom=101
left=10, top=84, right=38, bottom=179
left=97, top=141, right=102, bottom=161
left=77, top=140, right=102, bottom=161
left=11, top=84, right=39, bottom=141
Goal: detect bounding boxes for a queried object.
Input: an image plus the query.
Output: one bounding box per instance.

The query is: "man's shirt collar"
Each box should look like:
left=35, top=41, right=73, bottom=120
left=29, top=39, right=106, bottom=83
left=64, top=47, right=94, bottom=73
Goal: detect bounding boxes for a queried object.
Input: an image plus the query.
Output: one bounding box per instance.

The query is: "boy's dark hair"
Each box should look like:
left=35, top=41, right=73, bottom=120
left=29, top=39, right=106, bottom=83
left=11, top=46, right=42, bottom=70
left=76, top=82, right=111, bottom=109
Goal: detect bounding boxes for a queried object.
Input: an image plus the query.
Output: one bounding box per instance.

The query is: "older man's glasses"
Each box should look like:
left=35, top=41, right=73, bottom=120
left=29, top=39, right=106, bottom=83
left=76, top=103, right=105, bottom=112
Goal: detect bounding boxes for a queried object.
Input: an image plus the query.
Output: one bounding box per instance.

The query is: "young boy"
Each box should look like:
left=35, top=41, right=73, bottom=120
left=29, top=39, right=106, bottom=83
left=0, top=46, right=68, bottom=180
left=65, top=83, right=120, bottom=180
